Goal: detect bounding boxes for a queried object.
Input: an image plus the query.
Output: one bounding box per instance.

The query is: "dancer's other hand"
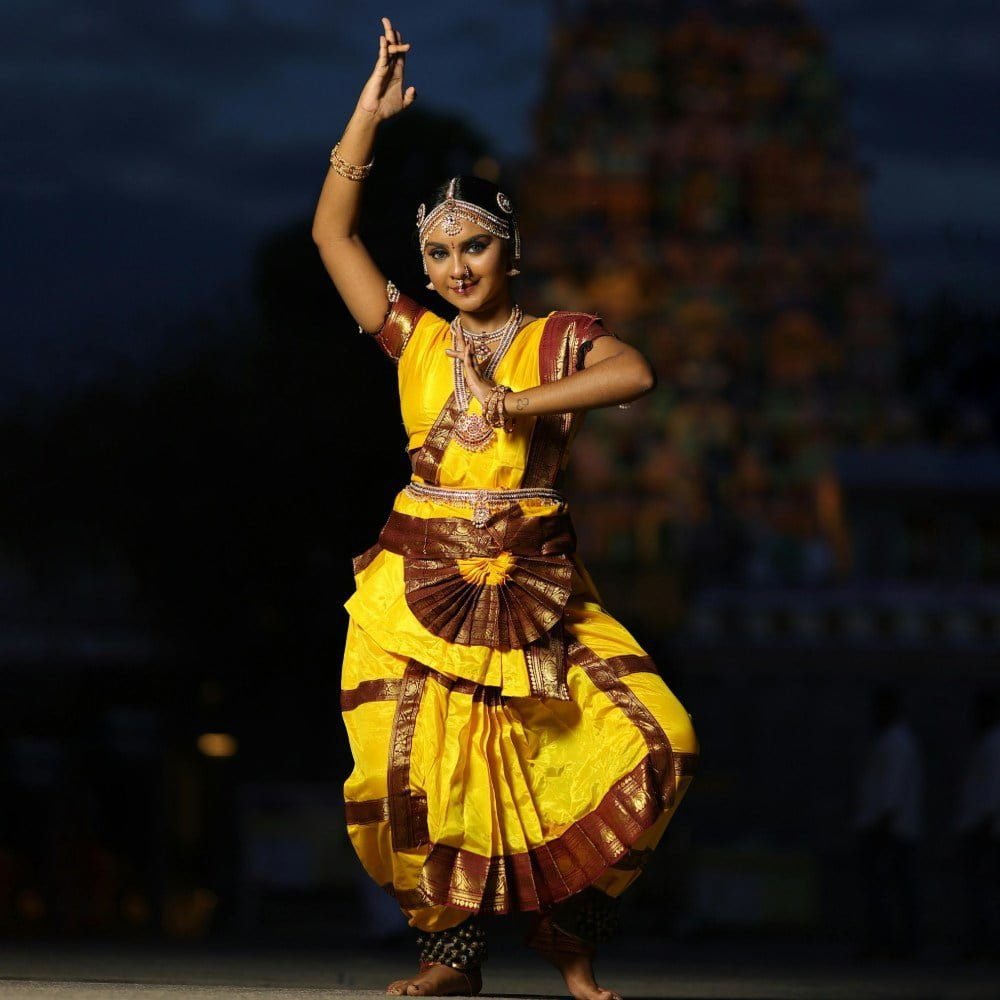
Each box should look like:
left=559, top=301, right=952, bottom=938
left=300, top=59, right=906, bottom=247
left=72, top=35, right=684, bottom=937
left=446, top=327, right=495, bottom=406
left=357, top=16, right=416, bottom=121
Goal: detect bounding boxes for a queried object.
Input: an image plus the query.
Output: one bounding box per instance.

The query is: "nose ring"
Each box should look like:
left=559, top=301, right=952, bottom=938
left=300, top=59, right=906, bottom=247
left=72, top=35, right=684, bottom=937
left=463, top=264, right=472, bottom=279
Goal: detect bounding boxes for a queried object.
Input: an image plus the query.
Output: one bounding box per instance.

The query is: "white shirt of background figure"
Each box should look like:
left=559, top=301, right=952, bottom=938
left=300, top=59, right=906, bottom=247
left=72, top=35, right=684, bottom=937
left=955, top=721, right=1000, bottom=839
left=852, top=719, right=925, bottom=841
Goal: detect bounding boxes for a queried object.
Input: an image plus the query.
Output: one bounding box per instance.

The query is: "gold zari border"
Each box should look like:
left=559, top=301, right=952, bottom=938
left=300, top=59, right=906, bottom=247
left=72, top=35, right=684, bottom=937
left=344, top=643, right=697, bottom=914
left=387, top=661, right=429, bottom=851
left=341, top=678, right=402, bottom=712
left=372, top=291, right=426, bottom=363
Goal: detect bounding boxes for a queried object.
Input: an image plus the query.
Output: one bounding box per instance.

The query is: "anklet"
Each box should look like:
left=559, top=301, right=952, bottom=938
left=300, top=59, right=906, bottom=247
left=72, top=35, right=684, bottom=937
left=416, top=920, right=488, bottom=971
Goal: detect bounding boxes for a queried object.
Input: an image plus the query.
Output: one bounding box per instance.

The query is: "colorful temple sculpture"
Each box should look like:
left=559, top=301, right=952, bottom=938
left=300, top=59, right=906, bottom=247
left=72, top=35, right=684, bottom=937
left=519, top=0, right=899, bottom=625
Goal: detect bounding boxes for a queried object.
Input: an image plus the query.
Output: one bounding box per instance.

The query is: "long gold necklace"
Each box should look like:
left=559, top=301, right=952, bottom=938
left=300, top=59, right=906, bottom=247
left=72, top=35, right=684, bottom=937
left=451, top=305, right=523, bottom=452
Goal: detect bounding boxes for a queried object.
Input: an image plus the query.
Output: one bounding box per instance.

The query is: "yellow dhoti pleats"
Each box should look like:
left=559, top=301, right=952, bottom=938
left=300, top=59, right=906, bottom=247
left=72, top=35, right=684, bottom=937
left=341, top=586, right=699, bottom=932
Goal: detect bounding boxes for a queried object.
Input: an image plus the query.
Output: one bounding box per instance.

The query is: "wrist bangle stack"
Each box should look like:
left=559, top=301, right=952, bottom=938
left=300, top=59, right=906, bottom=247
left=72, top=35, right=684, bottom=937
left=483, top=384, right=514, bottom=431
left=330, top=141, right=373, bottom=181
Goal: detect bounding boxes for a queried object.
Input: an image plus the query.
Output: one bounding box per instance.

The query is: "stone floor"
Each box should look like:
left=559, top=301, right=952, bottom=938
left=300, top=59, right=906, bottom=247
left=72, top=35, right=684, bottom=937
left=0, top=941, right=996, bottom=1000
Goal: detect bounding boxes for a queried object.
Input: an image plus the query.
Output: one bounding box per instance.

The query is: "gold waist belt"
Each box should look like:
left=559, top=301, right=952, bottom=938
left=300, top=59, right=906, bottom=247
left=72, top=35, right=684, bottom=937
left=403, top=481, right=566, bottom=527
left=380, top=508, right=576, bottom=561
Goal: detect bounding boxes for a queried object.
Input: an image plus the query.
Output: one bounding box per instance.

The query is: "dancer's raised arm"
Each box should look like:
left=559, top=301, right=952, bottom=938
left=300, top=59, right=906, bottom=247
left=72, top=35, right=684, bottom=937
left=311, top=16, right=415, bottom=332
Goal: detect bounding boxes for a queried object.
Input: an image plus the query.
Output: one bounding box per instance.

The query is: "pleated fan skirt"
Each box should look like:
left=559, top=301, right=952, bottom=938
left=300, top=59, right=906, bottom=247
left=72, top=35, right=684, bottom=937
left=341, top=564, right=700, bottom=933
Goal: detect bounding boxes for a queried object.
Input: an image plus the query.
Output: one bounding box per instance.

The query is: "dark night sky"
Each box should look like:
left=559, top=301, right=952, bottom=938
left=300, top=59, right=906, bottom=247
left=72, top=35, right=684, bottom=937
left=4, top=0, right=999, bottom=402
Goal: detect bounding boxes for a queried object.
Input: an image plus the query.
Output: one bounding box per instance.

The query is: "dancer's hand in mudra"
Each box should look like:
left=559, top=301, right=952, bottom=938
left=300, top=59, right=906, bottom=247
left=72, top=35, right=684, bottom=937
left=356, top=16, right=415, bottom=121
left=446, top=327, right=495, bottom=406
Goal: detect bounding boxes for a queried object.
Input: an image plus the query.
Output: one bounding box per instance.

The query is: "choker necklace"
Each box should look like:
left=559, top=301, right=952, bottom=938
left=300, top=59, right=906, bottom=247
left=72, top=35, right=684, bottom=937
left=450, top=305, right=523, bottom=452
left=460, top=318, right=511, bottom=363
left=466, top=335, right=505, bottom=363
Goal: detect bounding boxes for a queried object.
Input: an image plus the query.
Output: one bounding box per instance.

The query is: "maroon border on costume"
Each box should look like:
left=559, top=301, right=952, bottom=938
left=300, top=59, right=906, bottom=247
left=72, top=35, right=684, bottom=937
left=341, top=678, right=402, bottom=712
left=387, top=661, right=430, bottom=851
left=343, top=632, right=698, bottom=914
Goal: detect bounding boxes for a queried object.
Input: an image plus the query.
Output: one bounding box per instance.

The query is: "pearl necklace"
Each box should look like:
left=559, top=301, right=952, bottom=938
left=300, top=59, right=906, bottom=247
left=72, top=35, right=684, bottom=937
left=450, top=305, right=523, bottom=452
left=460, top=317, right=512, bottom=363
left=466, top=333, right=506, bottom=364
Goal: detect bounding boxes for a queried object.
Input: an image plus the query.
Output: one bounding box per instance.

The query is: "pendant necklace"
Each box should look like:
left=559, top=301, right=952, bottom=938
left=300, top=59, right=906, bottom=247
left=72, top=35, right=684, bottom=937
left=460, top=315, right=512, bottom=364
left=451, top=304, right=523, bottom=452
left=466, top=333, right=504, bottom=365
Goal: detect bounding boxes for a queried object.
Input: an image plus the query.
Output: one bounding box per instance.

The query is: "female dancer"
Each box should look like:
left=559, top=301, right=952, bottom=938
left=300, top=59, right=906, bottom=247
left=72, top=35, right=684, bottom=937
left=312, top=18, right=699, bottom=1000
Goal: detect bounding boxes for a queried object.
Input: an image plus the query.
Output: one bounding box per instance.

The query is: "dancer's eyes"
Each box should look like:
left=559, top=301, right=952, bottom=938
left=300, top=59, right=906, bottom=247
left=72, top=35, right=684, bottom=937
left=426, top=237, right=490, bottom=261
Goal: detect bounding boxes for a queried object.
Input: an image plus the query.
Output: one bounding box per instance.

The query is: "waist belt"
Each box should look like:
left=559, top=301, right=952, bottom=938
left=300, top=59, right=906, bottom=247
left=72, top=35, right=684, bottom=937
left=403, top=482, right=567, bottom=528
left=379, top=507, right=576, bottom=561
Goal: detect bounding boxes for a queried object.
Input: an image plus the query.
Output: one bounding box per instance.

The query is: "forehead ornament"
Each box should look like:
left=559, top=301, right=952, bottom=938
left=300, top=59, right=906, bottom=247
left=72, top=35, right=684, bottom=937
left=441, top=211, right=463, bottom=236
left=417, top=177, right=522, bottom=273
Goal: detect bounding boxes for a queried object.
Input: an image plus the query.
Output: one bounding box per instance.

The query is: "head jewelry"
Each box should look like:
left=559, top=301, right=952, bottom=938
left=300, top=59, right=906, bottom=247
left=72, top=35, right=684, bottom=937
left=416, top=177, right=521, bottom=274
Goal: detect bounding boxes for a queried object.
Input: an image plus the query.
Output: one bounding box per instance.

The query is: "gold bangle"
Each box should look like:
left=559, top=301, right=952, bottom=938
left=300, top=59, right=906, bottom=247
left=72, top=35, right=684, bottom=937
left=330, top=141, right=373, bottom=181
left=484, top=384, right=513, bottom=431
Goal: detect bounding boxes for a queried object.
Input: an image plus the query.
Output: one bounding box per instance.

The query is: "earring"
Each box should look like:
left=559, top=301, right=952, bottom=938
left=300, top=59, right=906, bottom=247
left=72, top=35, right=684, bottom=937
left=426, top=280, right=435, bottom=290
left=506, top=268, right=520, bottom=277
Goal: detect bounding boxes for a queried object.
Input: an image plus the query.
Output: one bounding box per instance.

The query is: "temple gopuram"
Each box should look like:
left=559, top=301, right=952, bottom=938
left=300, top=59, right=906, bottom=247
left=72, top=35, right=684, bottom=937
left=519, top=0, right=898, bottom=628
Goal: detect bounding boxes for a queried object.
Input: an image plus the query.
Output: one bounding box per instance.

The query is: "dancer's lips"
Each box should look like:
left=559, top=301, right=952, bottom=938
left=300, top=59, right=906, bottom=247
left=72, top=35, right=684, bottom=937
left=451, top=280, right=479, bottom=296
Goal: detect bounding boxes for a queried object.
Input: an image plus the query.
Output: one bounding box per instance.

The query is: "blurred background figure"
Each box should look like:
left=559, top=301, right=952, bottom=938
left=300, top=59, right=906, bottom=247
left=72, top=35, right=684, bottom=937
left=852, top=685, right=924, bottom=960
left=954, top=688, right=1000, bottom=962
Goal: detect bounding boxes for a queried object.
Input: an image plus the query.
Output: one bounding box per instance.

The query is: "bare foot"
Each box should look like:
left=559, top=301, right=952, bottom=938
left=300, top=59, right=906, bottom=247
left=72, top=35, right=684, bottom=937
left=386, top=972, right=414, bottom=996
left=385, top=962, right=481, bottom=996
left=540, top=947, right=623, bottom=1000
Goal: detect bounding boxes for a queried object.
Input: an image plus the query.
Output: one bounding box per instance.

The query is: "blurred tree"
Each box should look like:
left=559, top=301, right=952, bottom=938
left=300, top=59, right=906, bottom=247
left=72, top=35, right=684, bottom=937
left=0, top=108, right=489, bottom=708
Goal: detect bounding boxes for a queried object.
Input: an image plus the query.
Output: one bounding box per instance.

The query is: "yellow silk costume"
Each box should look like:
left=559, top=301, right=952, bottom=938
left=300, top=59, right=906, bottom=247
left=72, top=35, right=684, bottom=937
left=341, top=292, right=699, bottom=933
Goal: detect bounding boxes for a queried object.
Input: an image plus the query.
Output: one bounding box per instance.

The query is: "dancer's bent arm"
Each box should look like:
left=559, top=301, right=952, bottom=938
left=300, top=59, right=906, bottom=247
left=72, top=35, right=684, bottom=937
left=311, top=17, right=415, bottom=333
left=515, top=334, right=657, bottom=413
left=449, top=326, right=658, bottom=415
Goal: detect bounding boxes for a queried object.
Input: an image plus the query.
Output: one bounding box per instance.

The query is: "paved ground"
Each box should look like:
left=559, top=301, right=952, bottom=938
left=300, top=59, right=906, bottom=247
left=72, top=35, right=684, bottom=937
left=0, top=942, right=996, bottom=1000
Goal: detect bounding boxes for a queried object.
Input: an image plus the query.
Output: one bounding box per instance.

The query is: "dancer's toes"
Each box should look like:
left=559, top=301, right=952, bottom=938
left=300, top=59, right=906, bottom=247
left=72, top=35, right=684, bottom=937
left=558, top=958, right=622, bottom=1000
left=569, top=985, right=622, bottom=1000
left=386, top=976, right=414, bottom=995
left=386, top=963, right=478, bottom=997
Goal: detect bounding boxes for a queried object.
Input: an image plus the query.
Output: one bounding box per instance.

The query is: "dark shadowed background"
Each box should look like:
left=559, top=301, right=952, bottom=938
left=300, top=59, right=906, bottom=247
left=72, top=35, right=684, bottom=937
left=2, top=0, right=999, bottom=972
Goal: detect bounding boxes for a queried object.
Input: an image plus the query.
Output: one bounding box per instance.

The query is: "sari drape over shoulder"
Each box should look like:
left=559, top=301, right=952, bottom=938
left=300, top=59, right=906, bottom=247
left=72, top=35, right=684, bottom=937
left=341, top=292, right=699, bottom=931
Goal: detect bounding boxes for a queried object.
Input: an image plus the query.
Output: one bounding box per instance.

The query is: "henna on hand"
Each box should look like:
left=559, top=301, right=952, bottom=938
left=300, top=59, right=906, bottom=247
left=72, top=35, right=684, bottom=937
left=515, top=395, right=530, bottom=411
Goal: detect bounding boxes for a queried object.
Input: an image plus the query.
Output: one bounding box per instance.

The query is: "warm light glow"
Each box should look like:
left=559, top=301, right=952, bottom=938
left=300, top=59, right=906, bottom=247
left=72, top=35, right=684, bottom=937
left=197, top=732, right=238, bottom=757
left=16, top=888, right=46, bottom=922
left=120, top=890, right=151, bottom=925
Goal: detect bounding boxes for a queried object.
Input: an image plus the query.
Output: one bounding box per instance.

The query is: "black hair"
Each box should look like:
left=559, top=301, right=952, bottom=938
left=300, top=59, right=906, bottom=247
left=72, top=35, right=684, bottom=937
left=426, top=175, right=518, bottom=220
